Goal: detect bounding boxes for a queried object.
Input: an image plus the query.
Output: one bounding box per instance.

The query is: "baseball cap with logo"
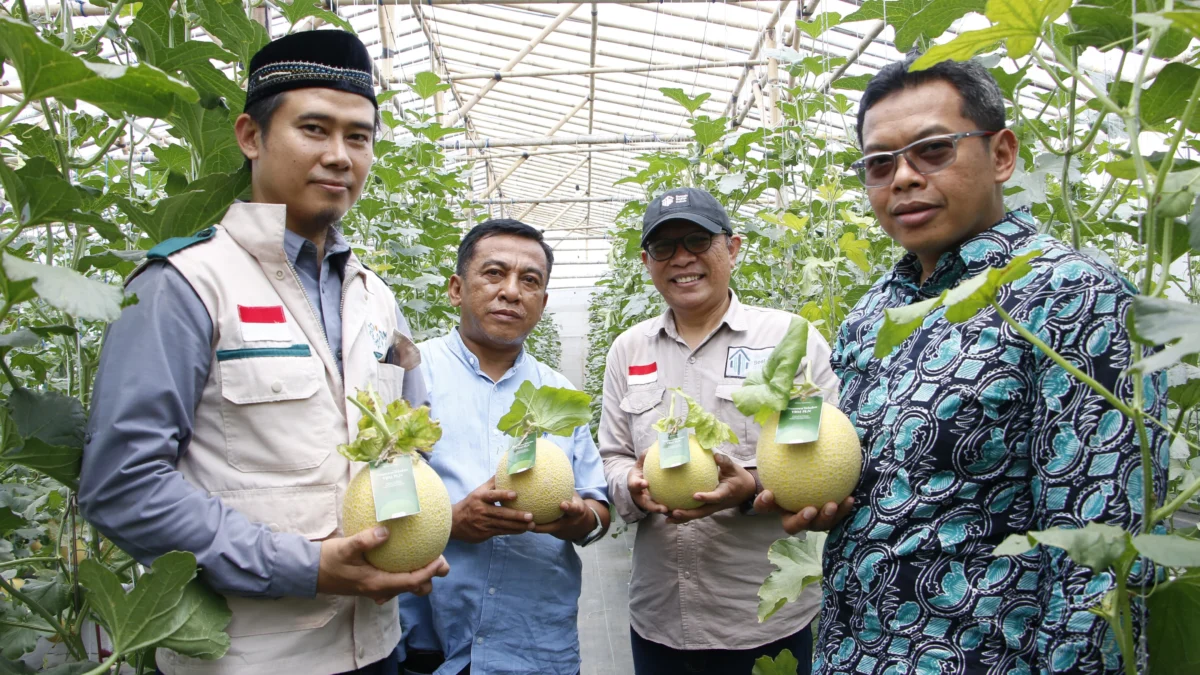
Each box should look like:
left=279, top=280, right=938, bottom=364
left=641, top=187, right=732, bottom=246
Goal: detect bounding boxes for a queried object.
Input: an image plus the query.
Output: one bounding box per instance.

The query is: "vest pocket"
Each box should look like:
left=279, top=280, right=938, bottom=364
left=218, top=352, right=331, bottom=472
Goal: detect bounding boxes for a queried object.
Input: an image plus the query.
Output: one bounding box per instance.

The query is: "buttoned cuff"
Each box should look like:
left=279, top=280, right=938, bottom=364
left=578, top=488, right=608, bottom=504
left=267, top=533, right=322, bottom=598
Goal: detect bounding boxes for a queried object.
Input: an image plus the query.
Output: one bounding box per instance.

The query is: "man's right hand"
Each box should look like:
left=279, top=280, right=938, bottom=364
left=317, top=527, right=449, bottom=604
left=627, top=454, right=669, bottom=516
left=755, top=490, right=855, bottom=535
left=450, top=477, right=535, bottom=544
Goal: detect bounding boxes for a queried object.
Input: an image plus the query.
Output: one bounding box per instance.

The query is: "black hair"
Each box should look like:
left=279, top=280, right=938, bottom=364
left=856, top=53, right=1007, bottom=147
left=456, top=219, right=554, bottom=282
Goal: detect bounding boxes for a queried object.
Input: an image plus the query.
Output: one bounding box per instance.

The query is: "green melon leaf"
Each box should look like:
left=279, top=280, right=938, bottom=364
left=733, top=317, right=809, bottom=424
left=412, top=72, right=452, bottom=100
left=276, top=0, right=355, bottom=33
left=117, top=170, right=250, bottom=244
left=498, top=381, right=592, bottom=438
left=911, top=0, right=1072, bottom=70
left=660, top=87, right=711, bottom=115
left=757, top=533, right=826, bottom=623
left=80, top=551, right=201, bottom=656
left=1, top=254, right=124, bottom=322
left=1132, top=533, right=1200, bottom=568
left=155, top=578, right=233, bottom=660
left=1028, top=523, right=1133, bottom=573
left=752, top=648, right=800, bottom=675
left=691, top=118, right=727, bottom=148
left=842, top=0, right=986, bottom=52
left=1147, top=578, right=1200, bottom=675
left=193, top=0, right=270, bottom=68
left=1131, top=296, right=1200, bottom=372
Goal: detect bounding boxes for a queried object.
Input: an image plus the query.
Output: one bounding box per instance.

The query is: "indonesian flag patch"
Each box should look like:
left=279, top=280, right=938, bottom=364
left=628, top=362, right=658, bottom=386
left=238, top=305, right=291, bottom=342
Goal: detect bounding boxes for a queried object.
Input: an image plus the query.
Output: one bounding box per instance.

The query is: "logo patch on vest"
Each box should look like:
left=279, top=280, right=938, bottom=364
left=368, top=322, right=389, bottom=360
left=238, top=305, right=291, bottom=342
left=725, top=346, right=772, bottom=378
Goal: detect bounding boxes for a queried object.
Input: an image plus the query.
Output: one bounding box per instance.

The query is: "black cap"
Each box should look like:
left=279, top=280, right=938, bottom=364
left=245, top=30, right=377, bottom=111
left=641, top=187, right=732, bottom=246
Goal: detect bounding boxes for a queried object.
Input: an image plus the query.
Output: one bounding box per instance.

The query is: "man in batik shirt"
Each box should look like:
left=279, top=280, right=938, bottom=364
left=772, top=56, right=1169, bottom=674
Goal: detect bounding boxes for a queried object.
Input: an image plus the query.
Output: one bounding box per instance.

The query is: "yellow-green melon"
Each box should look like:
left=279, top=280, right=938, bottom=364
left=495, top=437, right=576, bottom=524
left=342, top=456, right=452, bottom=573
left=756, top=403, right=862, bottom=512
left=642, top=436, right=719, bottom=511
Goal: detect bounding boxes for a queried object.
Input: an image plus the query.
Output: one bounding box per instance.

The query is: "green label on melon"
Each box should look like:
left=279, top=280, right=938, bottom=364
left=775, top=396, right=823, bottom=444
left=658, top=430, right=691, bottom=469
left=370, top=454, right=422, bottom=521
left=507, top=434, right=538, bottom=474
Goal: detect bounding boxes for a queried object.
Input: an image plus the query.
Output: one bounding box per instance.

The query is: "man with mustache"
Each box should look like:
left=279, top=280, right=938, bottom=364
left=397, top=219, right=609, bottom=675
left=79, top=31, right=448, bottom=675
left=599, top=188, right=840, bottom=675
left=763, top=56, right=1168, bottom=675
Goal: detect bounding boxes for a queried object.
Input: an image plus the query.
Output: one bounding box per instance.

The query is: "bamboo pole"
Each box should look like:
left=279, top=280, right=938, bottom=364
left=355, top=0, right=781, bottom=6
left=818, top=20, right=886, bottom=92
left=395, top=59, right=769, bottom=83
left=444, top=2, right=583, bottom=127
left=585, top=1, right=598, bottom=234
left=481, top=94, right=590, bottom=197
left=723, top=0, right=791, bottom=119
left=516, top=156, right=589, bottom=219
left=439, top=131, right=690, bottom=150
left=480, top=196, right=632, bottom=204
left=446, top=143, right=687, bottom=162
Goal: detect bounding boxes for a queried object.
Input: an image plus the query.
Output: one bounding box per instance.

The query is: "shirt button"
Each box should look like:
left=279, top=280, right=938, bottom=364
left=275, top=270, right=285, bottom=279
left=476, top=637, right=484, bottom=645
left=488, top=587, right=496, bottom=595
left=271, top=382, right=283, bottom=393
left=688, top=356, right=696, bottom=364
left=684, top=571, right=691, bottom=579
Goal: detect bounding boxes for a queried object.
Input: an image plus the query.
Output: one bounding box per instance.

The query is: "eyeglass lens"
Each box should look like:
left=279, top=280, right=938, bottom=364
left=860, top=136, right=960, bottom=187
left=647, top=232, right=715, bottom=261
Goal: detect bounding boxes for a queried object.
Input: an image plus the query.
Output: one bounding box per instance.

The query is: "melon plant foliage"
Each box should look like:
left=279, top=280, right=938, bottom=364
left=585, top=1, right=1200, bottom=673
left=0, top=0, right=550, bottom=670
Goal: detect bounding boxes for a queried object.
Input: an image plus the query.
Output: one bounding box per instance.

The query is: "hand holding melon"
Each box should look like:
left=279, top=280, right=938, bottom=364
left=732, top=318, right=863, bottom=530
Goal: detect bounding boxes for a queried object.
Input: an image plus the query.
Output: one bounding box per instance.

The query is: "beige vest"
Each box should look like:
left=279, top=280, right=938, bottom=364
left=154, top=203, right=409, bottom=675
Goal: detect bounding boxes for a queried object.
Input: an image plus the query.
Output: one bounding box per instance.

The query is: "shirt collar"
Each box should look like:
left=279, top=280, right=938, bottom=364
left=282, top=227, right=352, bottom=271
left=882, top=210, right=1039, bottom=295
left=447, top=327, right=527, bottom=384
left=644, top=290, right=748, bottom=338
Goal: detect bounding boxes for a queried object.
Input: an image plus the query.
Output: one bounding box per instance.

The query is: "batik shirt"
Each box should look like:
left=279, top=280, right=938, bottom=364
left=815, top=212, right=1169, bottom=675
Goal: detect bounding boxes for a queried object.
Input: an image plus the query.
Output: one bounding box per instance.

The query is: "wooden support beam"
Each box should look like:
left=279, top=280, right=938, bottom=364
left=516, top=156, right=590, bottom=220
left=439, top=131, right=690, bottom=150
left=723, top=0, right=791, bottom=119
left=445, top=2, right=583, bottom=127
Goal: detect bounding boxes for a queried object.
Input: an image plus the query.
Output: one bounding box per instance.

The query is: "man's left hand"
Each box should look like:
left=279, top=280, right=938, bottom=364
left=666, top=453, right=756, bottom=524
left=533, top=493, right=595, bottom=541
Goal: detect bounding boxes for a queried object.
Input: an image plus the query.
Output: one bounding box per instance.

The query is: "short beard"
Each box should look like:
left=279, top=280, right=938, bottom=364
left=295, top=208, right=343, bottom=237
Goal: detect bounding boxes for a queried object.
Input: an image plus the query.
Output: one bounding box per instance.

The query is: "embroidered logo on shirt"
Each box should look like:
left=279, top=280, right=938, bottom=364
left=628, top=362, right=658, bottom=386
left=237, top=305, right=292, bottom=343
left=368, top=322, right=389, bottom=360
left=724, top=346, right=772, bottom=378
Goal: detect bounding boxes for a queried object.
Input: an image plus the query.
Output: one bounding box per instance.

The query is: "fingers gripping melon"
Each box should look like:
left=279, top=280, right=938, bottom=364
left=642, top=436, right=719, bottom=511
left=495, top=437, right=576, bottom=524
left=756, top=403, right=863, bottom=513
left=342, top=456, right=453, bottom=573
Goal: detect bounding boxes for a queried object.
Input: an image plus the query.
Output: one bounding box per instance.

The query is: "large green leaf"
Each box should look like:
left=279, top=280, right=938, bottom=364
left=994, top=523, right=1133, bottom=573
left=1068, top=1, right=1190, bottom=58
left=411, top=72, right=452, bottom=100
left=1132, top=533, right=1200, bottom=567
left=0, top=158, right=118, bottom=233
left=0, top=16, right=195, bottom=120
left=155, top=578, right=233, bottom=660
left=873, top=295, right=945, bottom=358
left=1164, top=9, right=1200, bottom=39
left=1147, top=579, right=1200, bottom=675
left=276, top=0, right=355, bottom=33
left=1106, top=63, right=1200, bottom=131
left=193, top=0, right=270, bottom=68
left=757, top=533, right=826, bottom=622
left=1131, top=296, right=1200, bottom=372
left=752, top=649, right=800, bottom=675
left=5, top=387, right=85, bottom=449
left=912, top=0, right=1072, bottom=70
left=497, top=381, right=592, bottom=438
left=117, top=170, right=250, bottom=244
left=660, top=87, right=711, bottom=115
left=690, top=118, right=727, bottom=148
left=1, top=254, right=124, bottom=322
left=733, top=317, right=810, bottom=424
left=79, top=551, right=202, bottom=656
left=842, top=0, right=986, bottom=52
left=0, top=506, right=21, bottom=534
left=169, top=104, right=244, bottom=177
left=1, top=438, right=82, bottom=490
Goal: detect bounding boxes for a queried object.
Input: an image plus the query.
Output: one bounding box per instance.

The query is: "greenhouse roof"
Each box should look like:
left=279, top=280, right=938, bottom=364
left=5, top=0, right=1179, bottom=288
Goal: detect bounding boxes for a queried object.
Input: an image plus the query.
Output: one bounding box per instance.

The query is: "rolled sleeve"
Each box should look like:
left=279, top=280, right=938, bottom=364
left=570, top=423, right=609, bottom=505
left=79, top=263, right=319, bottom=598
left=597, top=338, right=645, bottom=523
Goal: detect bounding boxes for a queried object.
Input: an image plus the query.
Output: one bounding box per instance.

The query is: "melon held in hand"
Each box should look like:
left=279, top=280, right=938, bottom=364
left=493, top=381, right=592, bottom=524
left=733, top=317, right=863, bottom=512
left=642, top=389, right=735, bottom=511
left=339, top=389, right=452, bottom=573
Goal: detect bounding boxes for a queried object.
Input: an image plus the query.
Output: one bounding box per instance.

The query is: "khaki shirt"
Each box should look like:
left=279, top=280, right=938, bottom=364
left=599, top=292, right=839, bottom=650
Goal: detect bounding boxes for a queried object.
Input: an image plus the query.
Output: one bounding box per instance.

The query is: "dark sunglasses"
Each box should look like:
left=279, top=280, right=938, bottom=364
left=851, top=131, right=998, bottom=188
left=643, top=231, right=719, bottom=262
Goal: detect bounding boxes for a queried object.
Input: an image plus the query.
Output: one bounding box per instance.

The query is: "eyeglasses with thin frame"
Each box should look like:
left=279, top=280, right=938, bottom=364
left=851, top=131, right=998, bottom=188
left=644, top=231, right=718, bottom=262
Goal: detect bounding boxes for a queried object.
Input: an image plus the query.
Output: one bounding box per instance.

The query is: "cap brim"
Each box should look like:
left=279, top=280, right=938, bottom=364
left=641, top=214, right=727, bottom=246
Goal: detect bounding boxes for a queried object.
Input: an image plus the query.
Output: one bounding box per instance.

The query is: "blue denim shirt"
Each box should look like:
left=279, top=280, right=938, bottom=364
left=397, top=329, right=607, bottom=675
